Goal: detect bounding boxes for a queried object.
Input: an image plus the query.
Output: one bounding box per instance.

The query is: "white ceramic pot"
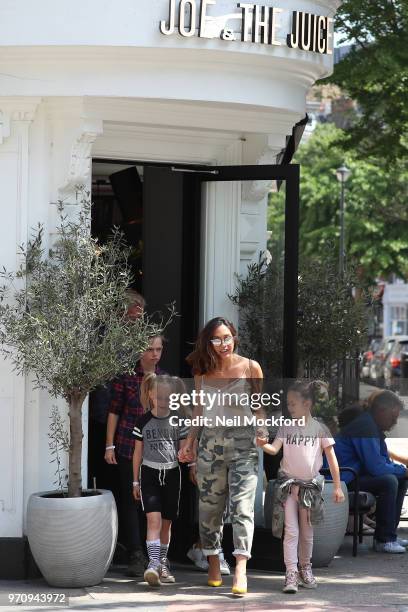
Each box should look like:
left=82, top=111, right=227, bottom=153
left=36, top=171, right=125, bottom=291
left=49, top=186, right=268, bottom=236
left=311, top=481, right=349, bottom=567
left=27, top=489, right=118, bottom=587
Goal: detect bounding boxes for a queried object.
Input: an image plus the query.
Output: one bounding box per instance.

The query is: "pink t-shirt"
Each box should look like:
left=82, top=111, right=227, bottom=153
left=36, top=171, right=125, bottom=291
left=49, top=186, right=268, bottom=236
left=276, top=418, right=335, bottom=480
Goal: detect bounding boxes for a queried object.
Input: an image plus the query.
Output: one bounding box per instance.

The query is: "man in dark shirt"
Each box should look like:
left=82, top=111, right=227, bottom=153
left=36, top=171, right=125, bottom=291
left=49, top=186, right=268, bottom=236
left=88, top=288, right=146, bottom=554
left=88, top=289, right=146, bottom=491
left=334, top=391, right=408, bottom=553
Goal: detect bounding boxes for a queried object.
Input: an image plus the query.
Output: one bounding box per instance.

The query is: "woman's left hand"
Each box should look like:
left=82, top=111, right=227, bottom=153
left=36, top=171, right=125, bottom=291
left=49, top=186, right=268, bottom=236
left=333, top=487, right=345, bottom=503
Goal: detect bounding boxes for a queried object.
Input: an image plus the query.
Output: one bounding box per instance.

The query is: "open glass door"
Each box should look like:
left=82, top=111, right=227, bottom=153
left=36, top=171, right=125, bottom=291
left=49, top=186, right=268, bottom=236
left=143, top=164, right=300, bottom=378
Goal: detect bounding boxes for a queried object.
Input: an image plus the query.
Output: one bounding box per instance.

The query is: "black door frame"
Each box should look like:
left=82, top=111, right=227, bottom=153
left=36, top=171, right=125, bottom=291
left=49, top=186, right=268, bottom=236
left=185, top=164, right=300, bottom=379
left=93, top=159, right=300, bottom=378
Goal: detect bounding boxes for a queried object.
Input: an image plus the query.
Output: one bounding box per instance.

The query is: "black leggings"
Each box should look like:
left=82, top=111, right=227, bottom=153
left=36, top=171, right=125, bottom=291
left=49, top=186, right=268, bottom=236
left=118, top=456, right=144, bottom=553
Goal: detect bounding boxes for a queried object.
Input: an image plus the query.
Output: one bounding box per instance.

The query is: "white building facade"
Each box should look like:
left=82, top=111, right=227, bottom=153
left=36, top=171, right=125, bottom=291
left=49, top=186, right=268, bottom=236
left=383, top=283, right=408, bottom=336
left=0, top=0, right=341, bottom=576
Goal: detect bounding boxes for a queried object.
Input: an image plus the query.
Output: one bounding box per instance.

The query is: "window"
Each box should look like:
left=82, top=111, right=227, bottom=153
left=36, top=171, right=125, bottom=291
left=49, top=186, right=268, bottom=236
left=390, top=306, right=408, bottom=335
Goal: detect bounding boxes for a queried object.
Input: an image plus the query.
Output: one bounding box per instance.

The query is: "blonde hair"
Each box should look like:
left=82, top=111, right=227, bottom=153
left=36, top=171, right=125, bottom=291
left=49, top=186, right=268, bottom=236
left=140, top=373, right=186, bottom=412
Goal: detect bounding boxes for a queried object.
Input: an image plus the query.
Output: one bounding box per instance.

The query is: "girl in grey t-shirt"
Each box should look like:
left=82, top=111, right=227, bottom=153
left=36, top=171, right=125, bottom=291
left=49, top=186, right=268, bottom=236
left=132, top=373, right=188, bottom=586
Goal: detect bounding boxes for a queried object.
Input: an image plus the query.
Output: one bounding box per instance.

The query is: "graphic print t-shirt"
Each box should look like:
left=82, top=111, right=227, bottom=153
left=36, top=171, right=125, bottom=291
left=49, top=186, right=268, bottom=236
left=133, top=412, right=188, bottom=469
left=276, top=418, right=335, bottom=480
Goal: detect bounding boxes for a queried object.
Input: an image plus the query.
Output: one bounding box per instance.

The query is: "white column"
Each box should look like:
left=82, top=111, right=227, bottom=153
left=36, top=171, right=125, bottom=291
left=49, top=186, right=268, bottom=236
left=200, top=141, right=243, bottom=327
left=18, top=99, right=103, bottom=523
left=240, top=131, right=290, bottom=274
left=0, top=98, right=41, bottom=537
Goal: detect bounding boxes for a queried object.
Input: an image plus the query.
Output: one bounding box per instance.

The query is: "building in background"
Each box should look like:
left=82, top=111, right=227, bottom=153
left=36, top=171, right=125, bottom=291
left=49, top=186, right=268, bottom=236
left=383, top=282, right=408, bottom=336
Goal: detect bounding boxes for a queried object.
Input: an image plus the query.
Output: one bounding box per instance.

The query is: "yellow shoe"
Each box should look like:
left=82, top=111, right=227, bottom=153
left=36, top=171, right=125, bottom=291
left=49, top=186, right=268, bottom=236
left=232, top=576, right=247, bottom=597
left=207, top=579, right=223, bottom=587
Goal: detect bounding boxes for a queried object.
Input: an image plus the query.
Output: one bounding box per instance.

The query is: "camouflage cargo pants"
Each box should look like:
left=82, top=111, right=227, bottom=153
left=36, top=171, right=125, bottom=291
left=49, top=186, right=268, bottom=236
left=197, top=427, right=259, bottom=558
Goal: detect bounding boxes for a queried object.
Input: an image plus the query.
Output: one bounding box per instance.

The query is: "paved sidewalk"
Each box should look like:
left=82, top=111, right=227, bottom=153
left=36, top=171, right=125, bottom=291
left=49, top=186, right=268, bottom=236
left=1, top=529, right=407, bottom=612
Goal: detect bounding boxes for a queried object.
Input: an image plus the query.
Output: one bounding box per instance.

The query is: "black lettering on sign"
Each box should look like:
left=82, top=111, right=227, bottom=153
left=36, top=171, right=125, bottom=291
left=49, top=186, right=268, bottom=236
left=179, top=0, right=197, bottom=37
left=160, top=0, right=176, bottom=35
left=287, top=10, right=333, bottom=54
left=300, top=12, right=311, bottom=51
left=221, top=28, right=235, bottom=40
left=252, top=5, right=269, bottom=44
left=239, top=2, right=254, bottom=42
left=159, top=1, right=333, bottom=55
left=270, top=8, right=283, bottom=46
left=287, top=10, right=300, bottom=49
left=199, top=0, right=216, bottom=37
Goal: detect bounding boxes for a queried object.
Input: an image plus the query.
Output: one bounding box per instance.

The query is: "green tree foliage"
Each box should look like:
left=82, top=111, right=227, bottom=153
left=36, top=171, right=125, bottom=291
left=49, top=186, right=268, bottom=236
left=0, top=190, right=169, bottom=497
left=297, top=254, right=367, bottom=373
left=229, top=255, right=284, bottom=379
left=326, top=0, right=408, bottom=160
left=269, top=124, right=408, bottom=283
left=229, top=250, right=367, bottom=380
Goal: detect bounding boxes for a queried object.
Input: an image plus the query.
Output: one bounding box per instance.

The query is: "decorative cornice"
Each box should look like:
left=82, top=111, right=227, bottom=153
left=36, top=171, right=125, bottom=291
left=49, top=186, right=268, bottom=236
left=0, top=45, right=332, bottom=99
left=0, top=97, right=41, bottom=144
left=0, top=97, right=42, bottom=120
left=87, top=96, right=302, bottom=137
left=0, top=111, right=10, bottom=144
left=59, top=120, right=103, bottom=196
left=242, top=132, right=297, bottom=201
left=243, top=147, right=280, bottom=201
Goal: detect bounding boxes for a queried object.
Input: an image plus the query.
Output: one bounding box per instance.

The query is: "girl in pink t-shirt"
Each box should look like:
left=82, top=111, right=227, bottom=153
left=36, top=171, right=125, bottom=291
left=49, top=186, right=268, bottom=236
left=257, top=381, right=344, bottom=594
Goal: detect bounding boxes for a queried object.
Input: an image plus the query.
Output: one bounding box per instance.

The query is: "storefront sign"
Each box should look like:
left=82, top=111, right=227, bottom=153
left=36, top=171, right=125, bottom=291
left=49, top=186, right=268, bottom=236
left=160, top=0, right=333, bottom=55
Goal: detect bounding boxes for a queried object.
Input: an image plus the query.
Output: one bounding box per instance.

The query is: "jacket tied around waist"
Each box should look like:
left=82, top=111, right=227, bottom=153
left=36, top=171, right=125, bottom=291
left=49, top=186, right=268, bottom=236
left=271, top=470, right=325, bottom=539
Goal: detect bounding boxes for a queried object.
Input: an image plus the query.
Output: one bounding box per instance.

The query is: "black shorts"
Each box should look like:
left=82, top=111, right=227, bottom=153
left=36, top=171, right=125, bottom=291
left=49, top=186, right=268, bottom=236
left=140, top=465, right=181, bottom=521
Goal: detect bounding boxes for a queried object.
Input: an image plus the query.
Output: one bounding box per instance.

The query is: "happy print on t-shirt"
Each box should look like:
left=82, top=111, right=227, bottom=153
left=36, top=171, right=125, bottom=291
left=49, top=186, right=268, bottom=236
left=285, top=433, right=318, bottom=447
left=276, top=418, right=335, bottom=480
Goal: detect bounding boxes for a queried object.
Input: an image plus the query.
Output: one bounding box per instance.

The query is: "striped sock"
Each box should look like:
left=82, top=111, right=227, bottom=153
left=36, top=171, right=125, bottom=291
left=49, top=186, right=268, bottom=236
left=160, top=543, right=169, bottom=562
left=146, top=539, right=161, bottom=567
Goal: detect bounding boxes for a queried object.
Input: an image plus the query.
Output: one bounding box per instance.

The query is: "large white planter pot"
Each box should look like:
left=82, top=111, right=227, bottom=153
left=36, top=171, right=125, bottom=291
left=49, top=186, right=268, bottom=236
left=27, top=489, right=118, bottom=587
left=311, top=481, right=349, bottom=567
left=264, top=480, right=349, bottom=568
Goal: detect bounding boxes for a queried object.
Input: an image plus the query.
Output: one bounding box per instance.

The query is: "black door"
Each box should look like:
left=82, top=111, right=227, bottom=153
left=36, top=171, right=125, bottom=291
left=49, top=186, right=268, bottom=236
left=143, top=166, right=201, bottom=375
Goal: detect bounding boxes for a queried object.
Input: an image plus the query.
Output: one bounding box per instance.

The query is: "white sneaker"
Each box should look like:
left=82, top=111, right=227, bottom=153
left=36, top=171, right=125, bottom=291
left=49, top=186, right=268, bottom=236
left=159, top=558, right=175, bottom=583
left=219, top=552, right=230, bottom=576
left=397, top=538, right=408, bottom=547
left=374, top=540, right=406, bottom=554
left=144, top=561, right=161, bottom=586
left=298, top=563, right=317, bottom=589
left=283, top=569, right=299, bottom=594
left=186, top=546, right=209, bottom=571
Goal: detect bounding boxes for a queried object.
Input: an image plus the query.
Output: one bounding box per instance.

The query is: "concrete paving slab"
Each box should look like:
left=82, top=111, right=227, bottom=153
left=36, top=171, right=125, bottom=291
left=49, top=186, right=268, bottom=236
left=1, top=531, right=407, bottom=612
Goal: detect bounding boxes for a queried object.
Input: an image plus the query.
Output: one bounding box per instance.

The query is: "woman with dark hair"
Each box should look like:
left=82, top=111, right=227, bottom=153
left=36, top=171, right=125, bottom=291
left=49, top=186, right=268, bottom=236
left=179, top=317, right=267, bottom=597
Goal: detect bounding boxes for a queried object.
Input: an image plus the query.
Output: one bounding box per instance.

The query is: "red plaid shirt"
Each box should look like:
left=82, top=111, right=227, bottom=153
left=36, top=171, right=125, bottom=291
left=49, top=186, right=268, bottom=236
left=109, top=365, right=166, bottom=460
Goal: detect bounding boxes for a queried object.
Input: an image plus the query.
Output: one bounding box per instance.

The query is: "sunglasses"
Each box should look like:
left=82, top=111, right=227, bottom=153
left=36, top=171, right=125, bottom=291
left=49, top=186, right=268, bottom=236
left=210, top=335, right=234, bottom=347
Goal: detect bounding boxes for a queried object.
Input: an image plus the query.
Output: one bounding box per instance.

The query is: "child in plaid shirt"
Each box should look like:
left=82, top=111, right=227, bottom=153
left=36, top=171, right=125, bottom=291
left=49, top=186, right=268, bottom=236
left=105, top=335, right=166, bottom=576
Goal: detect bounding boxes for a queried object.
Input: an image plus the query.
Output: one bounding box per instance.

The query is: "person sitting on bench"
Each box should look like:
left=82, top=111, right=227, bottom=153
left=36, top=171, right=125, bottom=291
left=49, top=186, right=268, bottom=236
left=334, top=390, right=408, bottom=554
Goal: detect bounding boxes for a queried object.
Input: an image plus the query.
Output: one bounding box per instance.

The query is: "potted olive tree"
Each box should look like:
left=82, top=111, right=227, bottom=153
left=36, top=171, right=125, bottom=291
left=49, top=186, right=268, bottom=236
left=0, top=190, right=167, bottom=587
